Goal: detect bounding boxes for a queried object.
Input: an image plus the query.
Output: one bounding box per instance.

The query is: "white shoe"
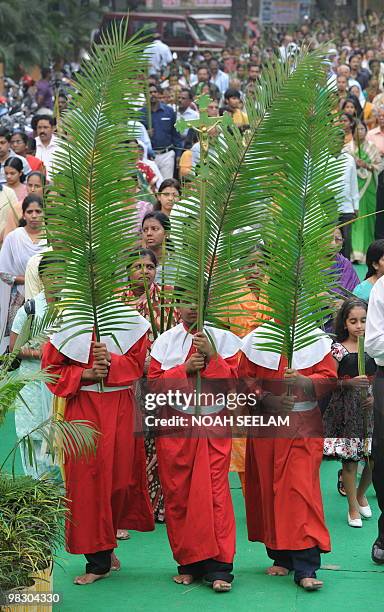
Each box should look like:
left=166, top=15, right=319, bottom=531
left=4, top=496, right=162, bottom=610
left=348, top=512, right=362, bottom=528
left=358, top=503, right=372, bottom=519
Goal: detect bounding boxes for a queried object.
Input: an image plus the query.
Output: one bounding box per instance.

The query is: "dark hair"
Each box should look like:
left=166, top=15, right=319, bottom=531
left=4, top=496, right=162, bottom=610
left=127, top=248, right=158, bottom=270
left=38, top=254, right=64, bottom=277
left=154, top=179, right=181, bottom=211
left=10, top=131, right=28, bottom=145
left=149, top=84, right=162, bottom=94
left=41, top=67, right=51, bottom=79
left=22, top=194, right=43, bottom=214
left=334, top=297, right=367, bottom=342
left=365, top=239, right=384, bottom=279
left=342, top=94, right=363, bottom=118
left=27, top=136, right=37, bottom=154
left=35, top=114, right=55, bottom=128
left=142, top=211, right=171, bottom=232
left=341, top=112, right=356, bottom=129
left=180, top=87, right=193, bottom=101
left=158, top=178, right=181, bottom=194
left=352, top=118, right=368, bottom=136
left=4, top=157, right=25, bottom=182
left=349, top=50, right=362, bottom=61
left=0, top=128, right=10, bottom=141
left=224, top=88, right=241, bottom=100
left=27, top=171, right=47, bottom=187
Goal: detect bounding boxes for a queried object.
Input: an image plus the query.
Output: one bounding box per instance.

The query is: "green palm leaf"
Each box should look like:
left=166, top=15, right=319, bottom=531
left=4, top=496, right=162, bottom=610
left=45, top=20, right=149, bottom=343
left=246, top=50, right=343, bottom=363
left=171, top=48, right=340, bottom=345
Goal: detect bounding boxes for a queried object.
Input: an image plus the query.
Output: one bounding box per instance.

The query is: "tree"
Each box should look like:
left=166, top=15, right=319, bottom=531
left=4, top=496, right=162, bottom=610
left=0, top=0, right=102, bottom=77
left=227, top=0, right=248, bottom=46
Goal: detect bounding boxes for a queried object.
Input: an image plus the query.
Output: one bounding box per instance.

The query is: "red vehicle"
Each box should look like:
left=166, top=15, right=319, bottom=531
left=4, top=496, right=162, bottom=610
left=93, top=13, right=226, bottom=53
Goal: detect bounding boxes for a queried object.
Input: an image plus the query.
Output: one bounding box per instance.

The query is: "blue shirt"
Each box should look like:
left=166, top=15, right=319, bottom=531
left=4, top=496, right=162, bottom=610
left=140, top=103, right=183, bottom=157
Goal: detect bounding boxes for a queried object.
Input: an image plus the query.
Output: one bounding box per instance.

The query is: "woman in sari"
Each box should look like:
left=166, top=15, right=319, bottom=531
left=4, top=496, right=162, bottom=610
left=323, top=227, right=359, bottom=334
left=347, top=121, right=384, bottom=263
left=4, top=171, right=47, bottom=238
left=0, top=194, right=46, bottom=353
left=121, top=248, right=179, bottom=532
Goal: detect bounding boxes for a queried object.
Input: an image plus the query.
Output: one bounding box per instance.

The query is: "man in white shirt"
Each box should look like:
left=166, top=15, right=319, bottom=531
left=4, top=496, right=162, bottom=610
left=145, top=34, right=173, bottom=77
left=334, top=150, right=359, bottom=260
left=34, top=115, right=59, bottom=181
left=209, top=58, right=229, bottom=95
left=364, top=277, right=384, bottom=564
left=177, top=89, right=199, bottom=145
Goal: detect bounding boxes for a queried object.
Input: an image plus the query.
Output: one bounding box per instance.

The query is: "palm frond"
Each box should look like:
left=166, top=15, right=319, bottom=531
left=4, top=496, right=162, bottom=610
left=45, top=20, right=149, bottom=343
left=246, top=50, right=343, bottom=362
left=0, top=418, right=99, bottom=477
left=171, top=48, right=339, bottom=343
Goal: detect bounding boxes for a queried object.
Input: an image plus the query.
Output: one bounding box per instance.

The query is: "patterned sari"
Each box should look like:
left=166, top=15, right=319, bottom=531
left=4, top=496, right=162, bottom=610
left=124, top=283, right=179, bottom=521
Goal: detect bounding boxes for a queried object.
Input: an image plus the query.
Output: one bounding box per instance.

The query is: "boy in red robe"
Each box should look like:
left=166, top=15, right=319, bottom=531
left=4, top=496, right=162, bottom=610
left=239, top=324, right=336, bottom=591
left=42, top=307, right=155, bottom=585
left=147, top=303, right=240, bottom=592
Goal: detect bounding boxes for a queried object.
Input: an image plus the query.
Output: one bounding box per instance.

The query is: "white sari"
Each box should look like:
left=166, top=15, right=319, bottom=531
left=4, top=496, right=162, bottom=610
left=0, top=227, right=46, bottom=353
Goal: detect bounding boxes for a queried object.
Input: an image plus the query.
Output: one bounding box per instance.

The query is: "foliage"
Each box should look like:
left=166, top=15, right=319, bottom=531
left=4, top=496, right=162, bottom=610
left=0, top=0, right=102, bottom=76
left=0, top=473, right=66, bottom=591
left=248, top=50, right=342, bottom=363
left=45, top=21, right=149, bottom=345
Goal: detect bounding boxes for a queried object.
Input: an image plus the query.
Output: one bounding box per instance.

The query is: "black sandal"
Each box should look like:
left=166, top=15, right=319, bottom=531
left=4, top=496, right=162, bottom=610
left=337, top=469, right=346, bottom=497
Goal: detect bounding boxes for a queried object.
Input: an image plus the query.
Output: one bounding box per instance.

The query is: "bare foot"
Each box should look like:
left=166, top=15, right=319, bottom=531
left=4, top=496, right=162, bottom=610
left=266, top=565, right=289, bottom=576
left=116, top=529, right=130, bottom=540
left=111, top=552, right=121, bottom=571
left=212, top=579, right=232, bottom=592
left=173, top=574, right=194, bottom=585
left=299, top=578, right=323, bottom=591
left=73, top=572, right=110, bottom=585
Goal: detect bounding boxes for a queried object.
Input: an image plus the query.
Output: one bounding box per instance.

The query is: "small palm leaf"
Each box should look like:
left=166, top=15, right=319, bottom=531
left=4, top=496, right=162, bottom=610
left=1, top=418, right=99, bottom=477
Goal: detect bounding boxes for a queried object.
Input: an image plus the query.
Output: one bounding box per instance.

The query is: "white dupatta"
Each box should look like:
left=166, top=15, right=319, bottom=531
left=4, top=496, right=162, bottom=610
left=0, top=227, right=46, bottom=352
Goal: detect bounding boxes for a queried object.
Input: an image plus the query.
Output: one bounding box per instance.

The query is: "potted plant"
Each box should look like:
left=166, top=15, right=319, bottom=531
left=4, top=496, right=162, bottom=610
left=0, top=323, right=98, bottom=611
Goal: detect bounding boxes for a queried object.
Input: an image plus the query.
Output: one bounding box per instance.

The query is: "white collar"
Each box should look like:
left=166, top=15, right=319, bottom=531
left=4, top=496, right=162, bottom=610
left=241, top=323, right=332, bottom=370
left=50, top=302, right=150, bottom=363
left=150, top=322, right=241, bottom=370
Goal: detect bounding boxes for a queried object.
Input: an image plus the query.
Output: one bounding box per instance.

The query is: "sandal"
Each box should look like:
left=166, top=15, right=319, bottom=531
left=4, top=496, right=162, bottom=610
left=116, top=529, right=130, bottom=540
left=111, top=552, right=121, bottom=571
left=337, top=469, right=346, bottom=497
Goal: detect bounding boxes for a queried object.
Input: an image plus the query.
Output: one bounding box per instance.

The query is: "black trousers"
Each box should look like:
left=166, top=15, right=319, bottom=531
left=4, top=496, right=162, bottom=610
left=339, top=213, right=355, bottom=260
left=178, top=558, right=234, bottom=583
left=84, top=549, right=113, bottom=575
left=372, top=370, right=384, bottom=542
left=266, top=546, right=321, bottom=583
left=375, top=170, right=384, bottom=240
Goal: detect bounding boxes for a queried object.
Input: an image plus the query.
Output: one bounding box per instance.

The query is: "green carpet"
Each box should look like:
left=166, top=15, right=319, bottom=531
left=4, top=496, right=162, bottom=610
left=2, top=412, right=383, bottom=611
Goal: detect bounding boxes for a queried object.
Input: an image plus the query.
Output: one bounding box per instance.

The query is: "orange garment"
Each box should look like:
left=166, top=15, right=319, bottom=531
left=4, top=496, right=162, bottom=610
left=179, top=149, right=193, bottom=178
left=227, top=287, right=270, bottom=477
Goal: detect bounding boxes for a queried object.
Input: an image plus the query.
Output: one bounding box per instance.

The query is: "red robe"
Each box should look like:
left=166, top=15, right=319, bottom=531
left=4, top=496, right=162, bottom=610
left=148, top=347, right=238, bottom=566
left=42, top=335, right=155, bottom=554
left=238, top=352, right=336, bottom=552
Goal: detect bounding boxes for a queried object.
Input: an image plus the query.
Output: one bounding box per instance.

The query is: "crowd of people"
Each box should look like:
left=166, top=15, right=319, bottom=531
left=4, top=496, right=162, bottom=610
left=2, top=10, right=384, bottom=599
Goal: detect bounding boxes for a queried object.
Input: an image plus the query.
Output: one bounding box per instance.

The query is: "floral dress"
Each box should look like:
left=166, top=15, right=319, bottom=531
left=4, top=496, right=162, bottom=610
left=323, top=342, right=376, bottom=461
